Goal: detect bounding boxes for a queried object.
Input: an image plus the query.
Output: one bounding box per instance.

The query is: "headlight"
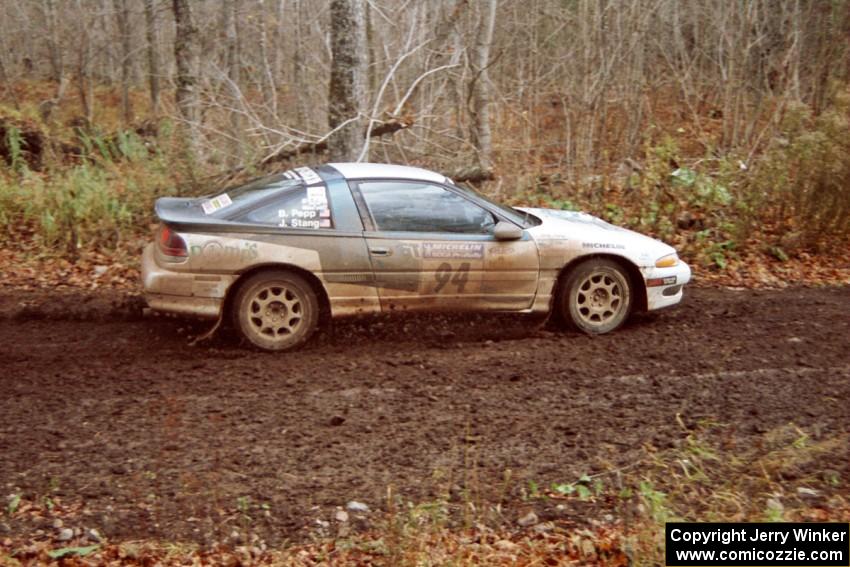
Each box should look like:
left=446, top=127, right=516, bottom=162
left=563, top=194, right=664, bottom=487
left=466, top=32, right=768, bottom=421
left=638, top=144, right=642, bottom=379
left=655, top=253, right=679, bottom=268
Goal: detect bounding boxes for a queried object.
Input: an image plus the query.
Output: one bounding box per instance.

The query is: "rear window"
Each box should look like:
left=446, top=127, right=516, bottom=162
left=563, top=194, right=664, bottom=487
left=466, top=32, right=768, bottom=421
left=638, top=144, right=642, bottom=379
left=228, top=174, right=301, bottom=206
left=238, top=184, right=333, bottom=229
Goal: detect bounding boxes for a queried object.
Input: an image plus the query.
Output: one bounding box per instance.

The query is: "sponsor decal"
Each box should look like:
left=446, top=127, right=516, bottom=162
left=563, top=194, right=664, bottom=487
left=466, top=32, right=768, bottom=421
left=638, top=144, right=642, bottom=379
left=201, top=193, right=233, bottom=215
left=398, top=243, right=421, bottom=258
left=190, top=240, right=258, bottom=262
left=307, top=185, right=327, bottom=204
left=582, top=242, right=625, bottom=250
left=284, top=167, right=322, bottom=185
left=489, top=245, right=515, bottom=256
left=423, top=242, right=484, bottom=259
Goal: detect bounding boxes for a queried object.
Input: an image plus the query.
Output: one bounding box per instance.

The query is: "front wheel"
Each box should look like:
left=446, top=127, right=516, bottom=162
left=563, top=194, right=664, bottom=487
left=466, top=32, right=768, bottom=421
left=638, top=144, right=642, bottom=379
left=232, top=270, right=319, bottom=351
left=560, top=259, right=632, bottom=334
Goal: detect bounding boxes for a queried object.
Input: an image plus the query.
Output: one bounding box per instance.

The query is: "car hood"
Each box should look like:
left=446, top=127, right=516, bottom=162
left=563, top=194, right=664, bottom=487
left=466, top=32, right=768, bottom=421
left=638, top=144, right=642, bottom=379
left=517, top=207, right=675, bottom=264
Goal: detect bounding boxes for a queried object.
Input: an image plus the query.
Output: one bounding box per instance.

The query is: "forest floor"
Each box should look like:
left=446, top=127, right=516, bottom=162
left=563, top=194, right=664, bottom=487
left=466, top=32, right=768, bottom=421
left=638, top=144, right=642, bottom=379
left=0, top=285, right=848, bottom=564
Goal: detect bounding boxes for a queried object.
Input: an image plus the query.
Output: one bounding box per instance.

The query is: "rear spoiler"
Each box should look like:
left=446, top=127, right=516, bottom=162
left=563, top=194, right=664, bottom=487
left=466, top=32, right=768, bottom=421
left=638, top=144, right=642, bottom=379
left=154, top=197, right=233, bottom=229
left=153, top=197, right=285, bottom=235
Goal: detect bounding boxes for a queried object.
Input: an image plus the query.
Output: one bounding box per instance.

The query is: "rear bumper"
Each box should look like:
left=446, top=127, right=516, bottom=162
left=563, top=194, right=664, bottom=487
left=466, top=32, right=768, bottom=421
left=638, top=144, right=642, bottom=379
left=141, top=244, right=232, bottom=319
left=145, top=293, right=222, bottom=318
left=643, top=261, right=692, bottom=311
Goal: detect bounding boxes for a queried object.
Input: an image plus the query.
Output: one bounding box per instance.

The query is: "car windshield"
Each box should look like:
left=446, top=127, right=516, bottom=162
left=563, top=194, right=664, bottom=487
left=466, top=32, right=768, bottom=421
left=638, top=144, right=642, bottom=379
left=452, top=183, right=538, bottom=228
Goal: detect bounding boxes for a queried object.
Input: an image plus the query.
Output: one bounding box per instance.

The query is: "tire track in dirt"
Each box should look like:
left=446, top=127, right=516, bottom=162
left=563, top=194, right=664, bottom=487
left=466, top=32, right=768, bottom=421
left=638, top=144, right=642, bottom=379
left=0, top=286, right=848, bottom=544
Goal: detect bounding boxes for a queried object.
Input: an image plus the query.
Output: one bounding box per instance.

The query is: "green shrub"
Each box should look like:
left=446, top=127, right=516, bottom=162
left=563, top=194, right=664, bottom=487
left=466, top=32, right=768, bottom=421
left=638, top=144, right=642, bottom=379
left=0, top=148, right=176, bottom=253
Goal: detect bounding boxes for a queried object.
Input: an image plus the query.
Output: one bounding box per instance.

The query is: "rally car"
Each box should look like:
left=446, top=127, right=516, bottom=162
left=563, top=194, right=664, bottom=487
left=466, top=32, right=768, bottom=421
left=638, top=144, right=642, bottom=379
left=142, top=163, right=691, bottom=350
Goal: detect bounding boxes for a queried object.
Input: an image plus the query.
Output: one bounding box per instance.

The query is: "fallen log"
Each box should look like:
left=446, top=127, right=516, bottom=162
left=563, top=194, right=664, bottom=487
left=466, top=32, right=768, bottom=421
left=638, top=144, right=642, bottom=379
left=452, top=164, right=495, bottom=183
left=262, top=116, right=413, bottom=166
left=204, top=116, right=415, bottom=189
left=0, top=117, right=48, bottom=170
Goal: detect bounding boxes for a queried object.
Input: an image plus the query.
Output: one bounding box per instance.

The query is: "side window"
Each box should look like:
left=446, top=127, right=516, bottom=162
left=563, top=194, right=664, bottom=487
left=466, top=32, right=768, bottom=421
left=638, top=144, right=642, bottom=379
left=358, top=181, right=495, bottom=234
left=239, top=185, right=333, bottom=229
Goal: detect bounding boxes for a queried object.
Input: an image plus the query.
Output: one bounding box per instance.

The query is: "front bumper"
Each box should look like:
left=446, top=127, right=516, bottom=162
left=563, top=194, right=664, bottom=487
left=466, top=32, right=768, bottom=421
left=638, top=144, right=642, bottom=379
left=141, top=244, right=233, bottom=319
left=643, top=261, right=692, bottom=311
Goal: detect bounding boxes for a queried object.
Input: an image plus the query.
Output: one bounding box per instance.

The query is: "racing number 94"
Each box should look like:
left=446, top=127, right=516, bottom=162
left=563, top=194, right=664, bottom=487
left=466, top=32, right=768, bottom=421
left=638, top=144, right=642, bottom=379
left=435, top=262, right=470, bottom=293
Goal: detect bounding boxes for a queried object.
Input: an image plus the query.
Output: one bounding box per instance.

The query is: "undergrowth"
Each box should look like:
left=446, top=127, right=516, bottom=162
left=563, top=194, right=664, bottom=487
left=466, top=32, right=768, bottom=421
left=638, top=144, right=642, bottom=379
left=1, top=89, right=849, bottom=275
left=0, top=122, right=178, bottom=256
left=507, top=89, right=850, bottom=273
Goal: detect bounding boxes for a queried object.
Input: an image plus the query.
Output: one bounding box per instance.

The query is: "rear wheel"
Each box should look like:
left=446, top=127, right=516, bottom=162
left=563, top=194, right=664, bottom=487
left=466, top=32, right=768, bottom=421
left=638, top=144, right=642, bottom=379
left=232, top=270, right=319, bottom=351
left=560, top=259, right=632, bottom=334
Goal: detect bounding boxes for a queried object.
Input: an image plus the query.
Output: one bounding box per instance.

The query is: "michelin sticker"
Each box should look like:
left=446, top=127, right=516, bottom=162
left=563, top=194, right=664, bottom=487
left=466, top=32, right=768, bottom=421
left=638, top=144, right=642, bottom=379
left=423, top=242, right=484, bottom=259
left=582, top=242, right=625, bottom=250
left=201, top=193, right=233, bottom=215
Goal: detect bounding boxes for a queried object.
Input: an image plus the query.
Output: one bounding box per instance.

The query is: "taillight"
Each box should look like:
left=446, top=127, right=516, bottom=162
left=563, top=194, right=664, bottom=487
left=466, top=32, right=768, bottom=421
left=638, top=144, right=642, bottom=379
left=158, top=224, right=188, bottom=257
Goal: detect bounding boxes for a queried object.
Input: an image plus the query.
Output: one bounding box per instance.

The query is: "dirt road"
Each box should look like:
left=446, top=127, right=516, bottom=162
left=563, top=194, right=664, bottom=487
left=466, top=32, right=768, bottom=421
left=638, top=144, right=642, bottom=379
left=0, top=286, right=848, bottom=545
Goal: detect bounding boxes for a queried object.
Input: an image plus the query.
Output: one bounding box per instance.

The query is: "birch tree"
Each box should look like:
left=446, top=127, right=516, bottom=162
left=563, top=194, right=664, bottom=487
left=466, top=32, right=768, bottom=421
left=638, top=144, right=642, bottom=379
left=469, top=0, right=497, bottom=173
left=172, top=0, right=201, bottom=158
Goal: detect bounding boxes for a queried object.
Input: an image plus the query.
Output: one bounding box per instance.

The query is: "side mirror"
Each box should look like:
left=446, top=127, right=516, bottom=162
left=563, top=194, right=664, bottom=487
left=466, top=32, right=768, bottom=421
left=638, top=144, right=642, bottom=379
left=493, top=221, right=522, bottom=241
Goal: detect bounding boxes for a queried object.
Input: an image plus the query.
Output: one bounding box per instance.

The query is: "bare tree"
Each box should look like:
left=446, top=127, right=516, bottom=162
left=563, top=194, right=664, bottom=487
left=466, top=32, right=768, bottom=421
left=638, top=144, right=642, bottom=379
left=42, top=0, right=63, bottom=84
left=144, top=0, right=161, bottom=114
left=327, top=0, right=367, bottom=161
left=468, top=0, right=497, bottom=173
left=256, top=0, right=278, bottom=123
left=2, top=0, right=848, bottom=182
left=74, top=0, right=94, bottom=123
left=223, top=0, right=243, bottom=164
left=113, top=0, right=133, bottom=124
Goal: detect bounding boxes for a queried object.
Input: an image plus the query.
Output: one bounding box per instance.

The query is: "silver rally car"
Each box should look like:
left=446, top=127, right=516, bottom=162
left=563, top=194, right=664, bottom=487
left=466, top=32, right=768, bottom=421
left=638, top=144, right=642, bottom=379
left=142, top=163, right=691, bottom=350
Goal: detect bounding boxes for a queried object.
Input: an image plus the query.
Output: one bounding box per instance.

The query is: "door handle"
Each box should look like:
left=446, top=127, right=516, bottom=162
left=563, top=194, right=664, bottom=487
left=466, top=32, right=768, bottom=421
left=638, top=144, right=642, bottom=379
left=369, top=247, right=391, bottom=256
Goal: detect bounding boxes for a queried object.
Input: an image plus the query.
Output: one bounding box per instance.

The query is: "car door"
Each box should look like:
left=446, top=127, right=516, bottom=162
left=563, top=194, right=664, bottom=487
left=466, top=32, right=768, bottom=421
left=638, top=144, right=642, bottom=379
left=351, top=179, right=539, bottom=313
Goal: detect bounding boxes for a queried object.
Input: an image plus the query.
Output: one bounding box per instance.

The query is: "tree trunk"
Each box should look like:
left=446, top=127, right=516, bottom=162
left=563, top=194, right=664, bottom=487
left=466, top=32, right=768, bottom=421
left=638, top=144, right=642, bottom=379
left=469, top=0, right=497, bottom=172
left=144, top=0, right=161, bottom=114
left=224, top=0, right=243, bottom=165
left=327, top=0, right=367, bottom=161
left=172, top=0, right=201, bottom=158
left=113, top=0, right=133, bottom=124
left=75, top=0, right=93, bottom=123
left=291, top=0, right=307, bottom=128
left=256, top=0, right=278, bottom=122
left=42, top=0, right=63, bottom=84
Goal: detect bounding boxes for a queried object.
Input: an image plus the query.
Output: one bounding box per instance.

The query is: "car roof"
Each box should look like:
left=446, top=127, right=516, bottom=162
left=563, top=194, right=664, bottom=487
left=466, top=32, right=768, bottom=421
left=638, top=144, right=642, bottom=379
left=328, top=162, right=450, bottom=184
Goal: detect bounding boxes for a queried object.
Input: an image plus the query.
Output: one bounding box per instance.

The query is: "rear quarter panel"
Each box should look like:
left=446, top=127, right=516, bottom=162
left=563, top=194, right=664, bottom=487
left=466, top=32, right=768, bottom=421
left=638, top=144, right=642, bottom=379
left=174, top=231, right=381, bottom=317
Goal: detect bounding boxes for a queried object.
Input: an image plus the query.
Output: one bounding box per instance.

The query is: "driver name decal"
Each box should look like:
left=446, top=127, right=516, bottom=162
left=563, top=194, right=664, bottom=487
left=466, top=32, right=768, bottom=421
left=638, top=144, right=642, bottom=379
left=278, top=185, right=332, bottom=229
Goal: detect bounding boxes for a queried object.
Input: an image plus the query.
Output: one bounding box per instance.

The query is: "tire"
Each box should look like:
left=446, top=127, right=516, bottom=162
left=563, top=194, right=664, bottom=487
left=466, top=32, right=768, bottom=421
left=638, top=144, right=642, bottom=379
left=560, top=259, right=632, bottom=335
left=231, top=270, right=319, bottom=351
